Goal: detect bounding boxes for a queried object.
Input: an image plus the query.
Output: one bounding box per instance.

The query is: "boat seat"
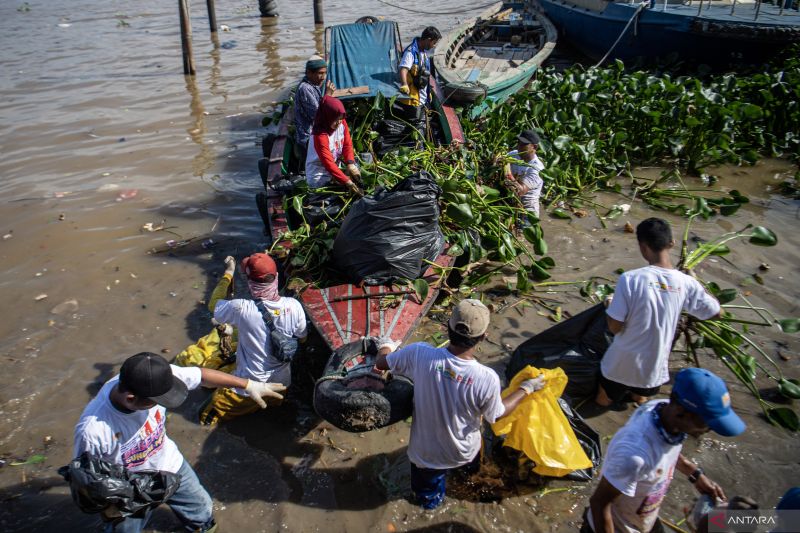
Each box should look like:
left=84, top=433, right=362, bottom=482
left=465, top=68, right=481, bottom=82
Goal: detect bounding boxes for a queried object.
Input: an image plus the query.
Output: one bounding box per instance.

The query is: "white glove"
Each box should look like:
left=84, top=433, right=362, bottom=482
left=375, top=336, right=400, bottom=353
left=346, top=163, right=361, bottom=179
left=224, top=255, right=236, bottom=276
left=245, top=380, right=286, bottom=408
left=519, top=374, right=546, bottom=395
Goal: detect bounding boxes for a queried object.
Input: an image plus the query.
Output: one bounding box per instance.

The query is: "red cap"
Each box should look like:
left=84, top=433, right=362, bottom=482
left=241, top=253, right=277, bottom=281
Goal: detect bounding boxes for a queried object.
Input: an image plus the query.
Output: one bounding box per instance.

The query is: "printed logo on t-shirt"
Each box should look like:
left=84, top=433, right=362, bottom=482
left=636, top=464, right=674, bottom=516
left=648, top=281, right=682, bottom=294
left=120, top=408, right=166, bottom=468
left=434, top=363, right=474, bottom=385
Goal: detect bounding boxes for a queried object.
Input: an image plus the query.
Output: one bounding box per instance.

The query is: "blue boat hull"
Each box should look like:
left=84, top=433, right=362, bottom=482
left=538, top=0, right=800, bottom=67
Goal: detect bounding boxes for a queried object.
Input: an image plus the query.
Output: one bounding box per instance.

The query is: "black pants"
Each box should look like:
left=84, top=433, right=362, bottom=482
left=580, top=508, right=666, bottom=533
left=391, top=102, right=427, bottom=143
left=599, top=374, right=661, bottom=403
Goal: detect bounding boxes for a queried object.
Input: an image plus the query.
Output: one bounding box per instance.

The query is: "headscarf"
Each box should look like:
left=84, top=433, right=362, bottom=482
left=306, top=54, right=327, bottom=71
left=247, top=277, right=280, bottom=302
left=312, top=95, right=346, bottom=136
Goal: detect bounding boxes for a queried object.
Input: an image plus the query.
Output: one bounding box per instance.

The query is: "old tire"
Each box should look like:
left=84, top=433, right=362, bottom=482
left=443, top=81, right=488, bottom=106
left=313, top=340, right=414, bottom=432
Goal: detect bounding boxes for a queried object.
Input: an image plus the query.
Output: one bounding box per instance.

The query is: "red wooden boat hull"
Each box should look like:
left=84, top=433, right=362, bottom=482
left=262, top=83, right=464, bottom=351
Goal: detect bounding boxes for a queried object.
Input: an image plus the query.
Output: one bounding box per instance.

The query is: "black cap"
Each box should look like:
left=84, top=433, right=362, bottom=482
left=518, top=129, right=540, bottom=145
left=119, top=353, right=188, bottom=408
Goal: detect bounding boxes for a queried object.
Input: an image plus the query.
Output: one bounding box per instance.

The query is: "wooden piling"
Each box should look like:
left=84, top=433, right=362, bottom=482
left=313, top=0, right=324, bottom=25
left=179, top=0, right=196, bottom=75
left=206, top=0, right=218, bottom=33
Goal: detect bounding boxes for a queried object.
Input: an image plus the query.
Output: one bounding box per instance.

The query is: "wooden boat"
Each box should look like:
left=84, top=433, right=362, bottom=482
left=256, top=20, right=464, bottom=353
left=433, top=1, right=557, bottom=118
left=536, top=0, right=800, bottom=68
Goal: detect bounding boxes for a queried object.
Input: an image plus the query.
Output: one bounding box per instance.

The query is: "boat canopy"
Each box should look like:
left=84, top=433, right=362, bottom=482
left=326, top=21, right=403, bottom=100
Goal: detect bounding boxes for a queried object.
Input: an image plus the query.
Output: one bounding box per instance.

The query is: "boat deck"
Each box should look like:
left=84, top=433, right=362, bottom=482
left=611, top=0, right=800, bottom=25
left=454, top=43, right=541, bottom=77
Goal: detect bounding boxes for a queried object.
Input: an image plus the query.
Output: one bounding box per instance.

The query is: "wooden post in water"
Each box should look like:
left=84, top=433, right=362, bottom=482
left=179, top=0, right=196, bottom=75
left=206, top=0, right=218, bottom=32
left=313, top=0, right=324, bottom=25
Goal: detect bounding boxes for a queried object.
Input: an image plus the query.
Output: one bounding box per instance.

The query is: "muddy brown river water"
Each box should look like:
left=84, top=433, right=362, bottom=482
left=0, top=1, right=798, bottom=532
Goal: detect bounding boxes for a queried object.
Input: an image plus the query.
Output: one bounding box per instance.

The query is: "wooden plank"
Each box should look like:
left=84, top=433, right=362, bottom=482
left=330, top=85, right=370, bottom=98
left=465, top=68, right=481, bottom=82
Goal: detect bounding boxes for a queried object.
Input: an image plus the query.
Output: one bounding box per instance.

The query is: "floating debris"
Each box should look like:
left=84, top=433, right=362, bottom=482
left=34, top=294, right=48, bottom=301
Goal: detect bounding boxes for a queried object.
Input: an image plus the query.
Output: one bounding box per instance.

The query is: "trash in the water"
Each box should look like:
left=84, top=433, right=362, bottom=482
left=58, top=213, right=65, bottom=221
left=54, top=191, right=71, bottom=198
left=759, top=263, right=770, bottom=271
left=50, top=299, right=79, bottom=315
left=130, top=273, right=137, bottom=279
left=34, top=294, right=48, bottom=301
left=219, top=24, right=231, bottom=31
left=161, top=348, right=170, bottom=354
left=624, top=221, right=634, bottom=233
left=117, top=189, right=138, bottom=201
left=118, top=137, right=126, bottom=142
left=166, top=239, right=177, bottom=248
left=169, top=292, right=177, bottom=297
left=9, top=454, right=46, bottom=466
left=57, top=23, right=71, bottom=28
left=201, top=239, right=216, bottom=249
left=43, top=435, right=53, bottom=446
left=2, top=232, right=11, bottom=240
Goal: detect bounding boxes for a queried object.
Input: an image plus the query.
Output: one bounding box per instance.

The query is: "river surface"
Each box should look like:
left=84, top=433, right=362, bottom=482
left=0, top=1, right=798, bottom=532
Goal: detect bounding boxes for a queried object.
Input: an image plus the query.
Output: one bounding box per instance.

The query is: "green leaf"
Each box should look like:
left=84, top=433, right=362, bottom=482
left=748, top=226, right=778, bottom=246
left=9, top=454, right=46, bottom=466
left=778, top=378, right=800, bottom=400
left=292, top=195, right=303, bottom=214
left=446, top=203, right=475, bottom=228
left=550, top=207, right=571, bottom=219
left=522, top=226, right=538, bottom=245
left=538, top=256, right=556, bottom=269
left=709, top=244, right=731, bottom=256
left=517, top=268, right=532, bottom=292
left=530, top=262, right=551, bottom=281
left=412, top=278, right=430, bottom=303
left=446, top=244, right=464, bottom=257
left=779, top=318, right=799, bottom=333
left=605, top=207, right=623, bottom=219
left=716, top=288, right=738, bottom=304
left=533, top=236, right=548, bottom=256
left=767, top=406, right=800, bottom=432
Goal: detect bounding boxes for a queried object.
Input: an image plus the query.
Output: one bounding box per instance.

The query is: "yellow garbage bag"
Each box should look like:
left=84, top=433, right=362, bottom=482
left=175, top=326, right=237, bottom=374
left=491, top=365, right=592, bottom=478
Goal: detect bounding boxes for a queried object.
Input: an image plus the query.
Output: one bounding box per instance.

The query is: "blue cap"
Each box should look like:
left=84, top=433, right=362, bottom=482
left=672, top=368, right=746, bottom=437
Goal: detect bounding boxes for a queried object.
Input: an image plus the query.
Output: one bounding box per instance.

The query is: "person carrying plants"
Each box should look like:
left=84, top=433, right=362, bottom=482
left=374, top=299, right=546, bottom=509
left=305, top=95, right=364, bottom=196
left=73, top=353, right=285, bottom=532
left=294, top=55, right=335, bottom=167
left=583, top=367, right=745, bottom=533
left=504, top=129, right=545, bottom=226
left=199, top=252, right=307, bottom=425
left=396, top=26, right=441, bottom=142
left=596, top=217, right=721, bottom=407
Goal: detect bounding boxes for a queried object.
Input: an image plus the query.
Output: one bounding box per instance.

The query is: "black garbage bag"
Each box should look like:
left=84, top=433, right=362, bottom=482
left=558, top=398, right=602, bottom=482
left=506, top=304, right=612, bottom=400
left=302, top=192, right=346, bottom=226
left=376, top=118, right=413, bottom=154
left=59, top=452, right=181, bottom=521
left=332, top=171, right=444, bottom=285
left=271, top=174, right=306, bottom=194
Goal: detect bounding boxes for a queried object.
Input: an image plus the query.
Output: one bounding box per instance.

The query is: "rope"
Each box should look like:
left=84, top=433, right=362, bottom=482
left=373, top=0, right=499, bottom=16
left=594, top=2, right=647, bottom=68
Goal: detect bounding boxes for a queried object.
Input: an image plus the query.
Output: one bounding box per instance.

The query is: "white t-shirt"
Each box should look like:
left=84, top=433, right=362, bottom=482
left=386, top=343, right=505, bottom=470
left=305, top=123, right=347, bottom=188
left=214, top=297, right=307, bottom=392
left=399, top=46, right=429, bottom=106
left=603, top=266, right=720, bottom=388
left=73, top=365, right=202, bottom=473
left=588, top=400, right=683, bottom=533
left=508, top=150, right=545, bottom=217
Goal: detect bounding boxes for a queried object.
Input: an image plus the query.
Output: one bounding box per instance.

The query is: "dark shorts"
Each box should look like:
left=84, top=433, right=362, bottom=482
left=409, top=455, right=480, bottom=510
left=599, top=374, right=661, bottom=403
left=580, top=508, right=665, bottom=533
